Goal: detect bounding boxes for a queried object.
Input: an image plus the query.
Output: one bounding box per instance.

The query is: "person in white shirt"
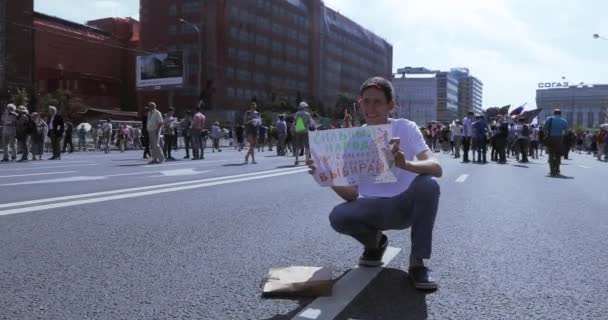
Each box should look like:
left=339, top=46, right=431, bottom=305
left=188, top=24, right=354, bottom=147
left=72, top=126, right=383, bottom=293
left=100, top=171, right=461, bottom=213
left=146, top=102, right=165, bottom=164
left=453, top=120, right=463, bottom=158
left=307, top=77, right=442, bottom=291
left=462, top=112, right=474, bottom=162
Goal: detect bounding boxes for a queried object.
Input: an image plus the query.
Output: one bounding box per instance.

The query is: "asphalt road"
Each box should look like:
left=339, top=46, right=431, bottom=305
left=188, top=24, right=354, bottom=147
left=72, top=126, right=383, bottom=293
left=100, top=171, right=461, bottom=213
left=1, top=147, right=607, bottom=320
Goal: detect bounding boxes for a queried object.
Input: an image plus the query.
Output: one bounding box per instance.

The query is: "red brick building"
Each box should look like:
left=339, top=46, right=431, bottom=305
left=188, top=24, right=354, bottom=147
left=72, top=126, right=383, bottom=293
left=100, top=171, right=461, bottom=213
left=0, top=0, right=35, bottom=108
left=138, top=0, right=392, bottom=123
left=33, top=12, right=139, bottom=115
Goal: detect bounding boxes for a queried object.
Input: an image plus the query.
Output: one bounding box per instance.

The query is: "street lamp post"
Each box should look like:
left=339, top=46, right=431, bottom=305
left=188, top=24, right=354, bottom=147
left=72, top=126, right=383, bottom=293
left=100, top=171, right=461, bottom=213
left=179, top=18, right=203, bottom=108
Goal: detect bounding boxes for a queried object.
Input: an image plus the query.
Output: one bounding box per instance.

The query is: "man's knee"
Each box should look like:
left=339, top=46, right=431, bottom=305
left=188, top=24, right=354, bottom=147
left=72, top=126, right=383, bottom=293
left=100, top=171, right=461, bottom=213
left=411, top=175, right=440, bottom=200
left=329, top=203, right=352, bottom=233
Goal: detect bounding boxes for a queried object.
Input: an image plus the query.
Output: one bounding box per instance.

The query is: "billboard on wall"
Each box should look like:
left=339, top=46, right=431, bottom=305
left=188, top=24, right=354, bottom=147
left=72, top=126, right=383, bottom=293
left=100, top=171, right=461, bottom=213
left=136, top=52, right=184, bottom=88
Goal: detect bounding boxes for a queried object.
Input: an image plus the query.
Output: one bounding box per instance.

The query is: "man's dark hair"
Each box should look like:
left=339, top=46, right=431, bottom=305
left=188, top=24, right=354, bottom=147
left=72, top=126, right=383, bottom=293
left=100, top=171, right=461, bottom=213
left=468, top=111, right=474, bottom=116
left=168, top=107, right=174, bottom=112
left=360, top=77, right=394, bottom=102
left=554, top=109, right=562, bottom=115
left=107, top=118, right=111, bottom=122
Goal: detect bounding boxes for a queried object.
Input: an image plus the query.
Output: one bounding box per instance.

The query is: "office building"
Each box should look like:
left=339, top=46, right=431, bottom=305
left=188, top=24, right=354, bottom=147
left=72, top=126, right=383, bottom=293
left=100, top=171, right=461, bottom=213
left=450, top=68, right=483, bottom=118
left=393, top=67, right=460, bottom=124
left=138, top=0, right=392, bottom=123
left=536, top=84, right=608, bottom=128
left=393, top=71, right=437, bottom=125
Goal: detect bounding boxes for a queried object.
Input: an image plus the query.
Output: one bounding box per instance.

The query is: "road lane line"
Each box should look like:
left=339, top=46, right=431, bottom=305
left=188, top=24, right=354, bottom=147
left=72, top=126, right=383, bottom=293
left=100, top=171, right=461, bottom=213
left=0, top=168, right=308, bottom=216
left=0, top=167, right=306, bottom=209
left=0, top=171, right=77, bottom=178
left=0, top=164, right=98, bottom=172
left=292, top=247, right=401, bottom=320
left=455, top=174, right=469, bottom=183
left=141, top=159, right=231, bottom=168
left=578, top=165, right=591, bottom=169
left=0, top=171, right=182, bottom=186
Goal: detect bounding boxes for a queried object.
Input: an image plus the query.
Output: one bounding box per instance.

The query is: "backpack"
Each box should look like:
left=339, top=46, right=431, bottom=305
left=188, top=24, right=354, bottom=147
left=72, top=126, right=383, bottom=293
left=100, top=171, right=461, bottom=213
left=296, top=114, right=307, bottom=133
left=521, top=124, right=530, bottom=137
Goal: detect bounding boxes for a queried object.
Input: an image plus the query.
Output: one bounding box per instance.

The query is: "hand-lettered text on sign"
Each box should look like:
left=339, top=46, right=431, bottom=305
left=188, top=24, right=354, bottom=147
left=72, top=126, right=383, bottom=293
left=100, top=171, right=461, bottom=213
left=309, top=125, right=397, bottom=187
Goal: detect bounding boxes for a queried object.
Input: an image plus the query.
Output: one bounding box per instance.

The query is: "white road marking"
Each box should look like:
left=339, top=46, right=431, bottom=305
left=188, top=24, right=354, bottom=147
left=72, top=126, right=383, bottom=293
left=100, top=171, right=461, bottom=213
left=292, top=247, right=402, bottom=320
left=0, top=168, right=308, bottom=216
left=0, top=164, right=98, bottom=172
left=0, top=167, right=306, bottom=210
left=142, top=159, right=230, bottom=168
left=0, top=171, right=77, bottom=178
left=160, top=169, right=205, bottom=176
left=0, top=170, right=212, bottom=186
left=455, top=174, right=469, bottom=183
left=578, top=165, right=591, bottom=169
left=28, top=160, right=93, bottom=165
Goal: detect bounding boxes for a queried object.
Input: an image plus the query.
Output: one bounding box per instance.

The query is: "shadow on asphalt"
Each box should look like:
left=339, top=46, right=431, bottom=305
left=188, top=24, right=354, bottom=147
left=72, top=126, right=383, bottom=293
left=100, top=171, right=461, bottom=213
left=336, top=268, right=429, bottom=320
left=547, top=174, right=575, bottom=179
left=276, top=165, right=300, bottom=169
left=222, top=163, right=248, bottom=167
left=513, top=164, right=529, bottom=168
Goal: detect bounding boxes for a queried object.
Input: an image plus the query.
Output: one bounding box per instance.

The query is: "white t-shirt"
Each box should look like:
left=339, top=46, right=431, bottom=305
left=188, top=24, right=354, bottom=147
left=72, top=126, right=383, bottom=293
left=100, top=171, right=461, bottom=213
left=358, top=118, right=430, bottom=198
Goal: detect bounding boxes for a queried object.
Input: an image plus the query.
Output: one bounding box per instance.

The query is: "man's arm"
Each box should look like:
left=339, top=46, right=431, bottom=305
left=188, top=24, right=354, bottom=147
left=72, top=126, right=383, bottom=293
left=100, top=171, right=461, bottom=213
left=393, top=148, right=443, bottom=178
left=331, top=186, right=359, bottom=202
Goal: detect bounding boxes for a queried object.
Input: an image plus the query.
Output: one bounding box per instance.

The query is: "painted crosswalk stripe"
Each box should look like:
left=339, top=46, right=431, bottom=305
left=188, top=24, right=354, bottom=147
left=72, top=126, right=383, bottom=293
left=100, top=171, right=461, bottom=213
left=0, top=166, right=306, bottom=210
left=455, top=174, right=469, bottom=183
left=0, top=171, right=77, bottom=179
left=292, top=247, right=401, bottom=320
left=0, top=164, right=98, bottom=172
left=0, top=168, right=308, bottom=216
left=578, top=165, right=591, bottom=169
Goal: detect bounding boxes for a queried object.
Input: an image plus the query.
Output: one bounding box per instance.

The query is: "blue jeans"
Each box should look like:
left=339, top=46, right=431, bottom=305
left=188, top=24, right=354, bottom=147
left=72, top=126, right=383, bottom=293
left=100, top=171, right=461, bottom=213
left=329, top=175, right=440, bottom=259
left=191, top=129, right=204, bottom=159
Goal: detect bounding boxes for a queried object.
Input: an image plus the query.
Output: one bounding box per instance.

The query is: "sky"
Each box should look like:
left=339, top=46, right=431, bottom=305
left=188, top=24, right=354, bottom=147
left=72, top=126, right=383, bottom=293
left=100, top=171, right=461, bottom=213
left=35, top=0, right=608, bottom=110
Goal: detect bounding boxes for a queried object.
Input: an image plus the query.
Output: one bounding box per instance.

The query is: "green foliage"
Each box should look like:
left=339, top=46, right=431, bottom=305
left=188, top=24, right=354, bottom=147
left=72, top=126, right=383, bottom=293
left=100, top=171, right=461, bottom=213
left=335, top=92, right=357, bottom=114
left=261, top=110, right=276, bottom=127
left=10, top=88, right=30, bottom=107
left=37, top=89, right=87, bottom=121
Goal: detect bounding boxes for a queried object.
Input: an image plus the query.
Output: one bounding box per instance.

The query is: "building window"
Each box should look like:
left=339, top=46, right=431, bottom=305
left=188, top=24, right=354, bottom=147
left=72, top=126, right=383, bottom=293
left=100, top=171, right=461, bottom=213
left=255, top=74, right=267, bottom=84
left=256, top=35, right=269, bottom=48
left=169, top=4, right=177, bottom=16
left=237, top=69, right=251, bottom=81
left=182, top=1, right=202, bottom=14
left=226, top=87, right=235, bottom=97
left=588, top=111, right=595, bottom=127
left=238, top=50, right=252, bottom=62
left=225, top=67, right=235, bottom=79
left=169, top=25, right=177, bottom=35
left=228, top=48, right=237, bottom=59
left=255, top=54, right=268, bottom=65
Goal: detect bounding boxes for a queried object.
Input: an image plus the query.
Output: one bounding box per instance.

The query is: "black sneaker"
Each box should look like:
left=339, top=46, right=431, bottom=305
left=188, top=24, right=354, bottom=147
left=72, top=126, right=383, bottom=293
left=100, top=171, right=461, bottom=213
left=408, top=266, right=438, bottom=291
left=358, top=234, right=388, bottom=267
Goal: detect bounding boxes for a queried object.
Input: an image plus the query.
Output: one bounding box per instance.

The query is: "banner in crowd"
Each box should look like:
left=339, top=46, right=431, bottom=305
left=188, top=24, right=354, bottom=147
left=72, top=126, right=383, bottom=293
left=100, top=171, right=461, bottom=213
left=309, top=125, right=397, bottom=187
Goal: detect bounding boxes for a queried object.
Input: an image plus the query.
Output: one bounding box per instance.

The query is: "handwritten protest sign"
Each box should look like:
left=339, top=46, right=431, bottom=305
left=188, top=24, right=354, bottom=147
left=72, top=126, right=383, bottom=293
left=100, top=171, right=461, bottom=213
left=309, top=125, right=396, bottom=187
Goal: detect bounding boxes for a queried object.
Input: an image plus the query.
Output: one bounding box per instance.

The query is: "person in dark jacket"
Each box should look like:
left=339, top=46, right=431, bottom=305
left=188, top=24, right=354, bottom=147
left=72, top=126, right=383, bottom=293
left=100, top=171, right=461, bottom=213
left=15, top=106, right=32, bottom=162
left=62, top=119, right=74, bottom=153
left=142, top=106, right=150, bottom=159
left=47, top=106, right=64, bottom=160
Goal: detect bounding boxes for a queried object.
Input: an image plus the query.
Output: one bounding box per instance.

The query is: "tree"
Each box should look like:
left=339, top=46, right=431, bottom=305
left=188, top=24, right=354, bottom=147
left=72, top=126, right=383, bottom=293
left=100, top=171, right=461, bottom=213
left=10, top=88, right=30, bottom=108
left=37, top=89, right=87, bottom=121
left=334, top=92, right=357, bottom=118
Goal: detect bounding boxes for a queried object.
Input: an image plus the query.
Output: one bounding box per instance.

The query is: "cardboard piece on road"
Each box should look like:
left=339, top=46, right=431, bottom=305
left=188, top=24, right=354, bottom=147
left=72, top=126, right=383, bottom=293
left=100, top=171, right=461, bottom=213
left=262, top=266, right=334, bottom=297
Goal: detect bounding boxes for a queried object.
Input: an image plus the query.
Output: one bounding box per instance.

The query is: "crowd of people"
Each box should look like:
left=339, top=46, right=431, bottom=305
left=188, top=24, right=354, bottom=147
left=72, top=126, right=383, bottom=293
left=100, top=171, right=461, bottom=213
left=4, top=100, right=607, bottom=172
left=419, top=110, right=608, bottom=175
